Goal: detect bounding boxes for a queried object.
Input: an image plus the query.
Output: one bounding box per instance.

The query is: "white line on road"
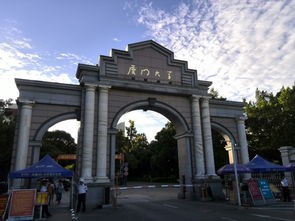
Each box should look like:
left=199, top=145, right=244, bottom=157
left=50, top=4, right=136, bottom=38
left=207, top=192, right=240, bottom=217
left=252, top=213, right=293, bottom=221
left=220, top=217, right=238, bottom=221
left=162, top=203, right=179, bottom=209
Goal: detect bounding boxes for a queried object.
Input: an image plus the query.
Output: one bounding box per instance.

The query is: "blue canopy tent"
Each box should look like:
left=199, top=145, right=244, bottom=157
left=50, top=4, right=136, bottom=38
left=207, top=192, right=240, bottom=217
left=9, top=154, right=73, bottom=178
left=217, top=164, right=251, bottom=174
left=9, top=154, right=74, bottom=209
left=245, top=154, right=289, bottom=172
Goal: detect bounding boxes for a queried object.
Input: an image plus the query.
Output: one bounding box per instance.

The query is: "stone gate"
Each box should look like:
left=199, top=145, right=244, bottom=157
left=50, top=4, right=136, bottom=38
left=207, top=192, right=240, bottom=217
left=11, top=40, right=249, bottom=207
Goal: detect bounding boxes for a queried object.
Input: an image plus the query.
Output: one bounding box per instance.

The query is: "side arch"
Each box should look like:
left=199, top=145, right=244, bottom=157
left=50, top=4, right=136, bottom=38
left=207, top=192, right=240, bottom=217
left=33, top=112, right=78, bottom=141
left=211, top=121, right=238, bottom=164
left=211, top=121, right=236, bottom=145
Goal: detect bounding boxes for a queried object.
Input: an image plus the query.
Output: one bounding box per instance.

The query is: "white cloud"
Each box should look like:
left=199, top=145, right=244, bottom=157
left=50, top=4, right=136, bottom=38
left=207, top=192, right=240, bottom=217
left=113, top=38, right=121, bottom=42
left=0, top=24, right=94, bottom=101
left=136, top=0, right=295, bottom=101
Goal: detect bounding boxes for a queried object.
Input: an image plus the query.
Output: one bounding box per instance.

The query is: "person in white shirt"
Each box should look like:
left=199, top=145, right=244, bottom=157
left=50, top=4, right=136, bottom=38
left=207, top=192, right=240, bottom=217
left=76, top=178, right=87, bottom=213
left=281, top=177, right=291, bottom=202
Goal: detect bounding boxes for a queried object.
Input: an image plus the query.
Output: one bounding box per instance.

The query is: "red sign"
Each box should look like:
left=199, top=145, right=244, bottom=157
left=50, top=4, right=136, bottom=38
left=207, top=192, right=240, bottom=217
left=9, top=189, right=36, bottom=219
left=247, top=179, right=263, bottom=200
left=0, top=194, right=9, bottom=217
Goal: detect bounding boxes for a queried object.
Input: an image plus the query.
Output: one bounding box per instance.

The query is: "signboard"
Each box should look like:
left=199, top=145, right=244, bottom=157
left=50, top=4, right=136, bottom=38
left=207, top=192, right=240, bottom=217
left=247, top=179, right=264, bottom=205
left=8, top=189, right=36, bottom=221
left=35, top=192, right=48, bottom=205
left=0, top=194, right=9, bottom=219
left=257, top=179, right=274, bottom=201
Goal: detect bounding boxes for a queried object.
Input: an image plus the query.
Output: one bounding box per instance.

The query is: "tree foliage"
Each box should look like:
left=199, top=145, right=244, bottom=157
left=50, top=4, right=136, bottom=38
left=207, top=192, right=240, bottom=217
left=149, top=122, right=178, bottom=181
left=0, top=99, right=15, bottom=180
left=116, top=120, right=178, bottom=182
left=41, top=130, right=77, bottom=159
left=245, top=85, right=295, bottom=162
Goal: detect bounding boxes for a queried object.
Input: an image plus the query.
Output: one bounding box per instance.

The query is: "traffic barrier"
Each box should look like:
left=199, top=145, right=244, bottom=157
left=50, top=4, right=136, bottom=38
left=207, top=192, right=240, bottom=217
left=111, top=184, right=195, bottom=190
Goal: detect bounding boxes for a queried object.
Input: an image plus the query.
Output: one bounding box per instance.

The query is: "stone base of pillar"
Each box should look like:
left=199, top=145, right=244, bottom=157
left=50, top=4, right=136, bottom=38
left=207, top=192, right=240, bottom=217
left=83, top=183, right=111, bottom=211
left=195, top=174, right=206, bottom=180
left=192, top=176, right=224, bottom=201
left=82, top=177, right=94, bottom=183
left=94, top=176, right=110, bottom=184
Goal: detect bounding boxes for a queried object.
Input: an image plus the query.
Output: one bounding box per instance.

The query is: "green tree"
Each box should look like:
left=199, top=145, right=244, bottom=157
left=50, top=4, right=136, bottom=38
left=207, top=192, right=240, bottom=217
left=117, top=120, right=150, bottom=179
left=245, top=85, right=295, bottom=162
left=149, top=122, right=178, bottom=181
left=209, top=88, right=226, bottom=101
left=41, top=130, right=77, bottom=159
left=0, top=99, right=15, bottom=180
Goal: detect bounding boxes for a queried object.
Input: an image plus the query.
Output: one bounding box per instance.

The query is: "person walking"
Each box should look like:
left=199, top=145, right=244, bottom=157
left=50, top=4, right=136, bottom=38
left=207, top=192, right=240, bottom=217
left=281, top=177, right=291, bottom=202
left=76, top=178, right=87, bottom=213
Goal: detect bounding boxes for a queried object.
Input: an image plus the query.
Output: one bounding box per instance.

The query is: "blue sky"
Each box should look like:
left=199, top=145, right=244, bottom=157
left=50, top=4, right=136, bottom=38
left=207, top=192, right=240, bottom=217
left=1, top=0, right=294, bottom=142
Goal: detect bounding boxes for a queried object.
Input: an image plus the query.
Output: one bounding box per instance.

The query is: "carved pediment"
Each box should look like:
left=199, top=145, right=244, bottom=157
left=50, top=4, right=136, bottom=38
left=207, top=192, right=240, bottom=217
left=99, top=40, right=199, bottom=87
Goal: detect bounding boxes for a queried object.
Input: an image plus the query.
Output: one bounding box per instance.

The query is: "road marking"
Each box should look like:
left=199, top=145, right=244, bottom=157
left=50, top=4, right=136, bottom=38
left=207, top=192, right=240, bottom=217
left=162, top=203, right=179, bottom=209
left=252, top=207, right=293, bottom=210
left=252, top=213, right=293, bottom=221
left=221, top=217, right=238, bottom=221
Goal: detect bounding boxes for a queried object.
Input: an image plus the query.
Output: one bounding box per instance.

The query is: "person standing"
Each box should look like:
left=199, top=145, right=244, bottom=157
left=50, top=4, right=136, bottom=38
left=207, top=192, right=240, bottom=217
left=281, top=177, right=291, bottom=202
left=55, top=180, right=64, bottom=204
left=47, top=180, right=55, bottom=205
left=40, top=179, right=52, bottom=218
left=76, top=178, right=87, bottom=213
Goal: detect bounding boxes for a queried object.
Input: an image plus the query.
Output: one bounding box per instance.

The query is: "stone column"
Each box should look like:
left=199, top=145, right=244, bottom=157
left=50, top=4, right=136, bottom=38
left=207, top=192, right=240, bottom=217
left=31, top=141, right=42, bottom=163
left=96, top=85, right=111, bottom=182
left=191, top=95, right=205, bottom=178
left=236, top=116, right=249, bottom=164
left=15, top=100, right=34, bottom=171
left=201, top=97, right=216, bottom=176
left=81, top=84, right=96, bottom=181
left=279, top=146, right=292, bottom=166
left=109, top=130, right=117, bottom=184
left=175, top=133, right=193, bottom=199
left=225, top=145, right=234, bottom=164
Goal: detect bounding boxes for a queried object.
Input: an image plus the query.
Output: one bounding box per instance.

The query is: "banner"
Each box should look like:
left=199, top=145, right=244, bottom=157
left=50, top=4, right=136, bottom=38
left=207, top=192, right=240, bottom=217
left=257, top=179, right=274, bottom=200
left=8, top=189, right=36, bottom=221
left=247, top=179, right=265, bottom=205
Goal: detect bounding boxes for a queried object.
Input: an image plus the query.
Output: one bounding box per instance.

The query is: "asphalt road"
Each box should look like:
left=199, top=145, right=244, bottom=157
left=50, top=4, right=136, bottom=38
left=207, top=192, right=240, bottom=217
left=48, top=184, right=295, bottom=221
left=73, top=187, right=294, bottom=221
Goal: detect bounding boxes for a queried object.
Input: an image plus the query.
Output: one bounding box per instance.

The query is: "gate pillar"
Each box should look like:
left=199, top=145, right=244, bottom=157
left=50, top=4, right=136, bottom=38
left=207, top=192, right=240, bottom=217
left=81, top=84, right=96, bottom=181
left=191, top=95, right=205, bottom=178
left=201, top=97, right=216, bottom=176
left=15, top=100, right=34, bottom=171
left=95, top=85, right=111, bottom=183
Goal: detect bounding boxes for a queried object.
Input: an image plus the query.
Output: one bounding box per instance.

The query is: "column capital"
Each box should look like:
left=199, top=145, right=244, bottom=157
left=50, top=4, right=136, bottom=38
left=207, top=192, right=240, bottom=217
left=84, top=83, right=97, bottom=90
left=174, top=131, right=193, bottom=140
left=17, top=99, right=35, bottom=106
left=236, top=115, right=247, bottom=122
left=98, top=85, right=111, bottom=90
left=191, top=94, right=202, bottom=100
left=201, top=95, right=212, bottom=100
left=29, top=140, right=42, bottom=147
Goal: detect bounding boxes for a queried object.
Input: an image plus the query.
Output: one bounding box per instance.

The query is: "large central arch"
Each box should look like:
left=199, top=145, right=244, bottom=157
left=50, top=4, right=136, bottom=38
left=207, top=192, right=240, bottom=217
left=11, top=40, right=250, bottom=208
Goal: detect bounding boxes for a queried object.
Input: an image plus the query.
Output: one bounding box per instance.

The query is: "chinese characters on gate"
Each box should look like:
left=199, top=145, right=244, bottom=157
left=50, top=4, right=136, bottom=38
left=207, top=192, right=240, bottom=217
left=126, top=64, right=173, bottom=82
